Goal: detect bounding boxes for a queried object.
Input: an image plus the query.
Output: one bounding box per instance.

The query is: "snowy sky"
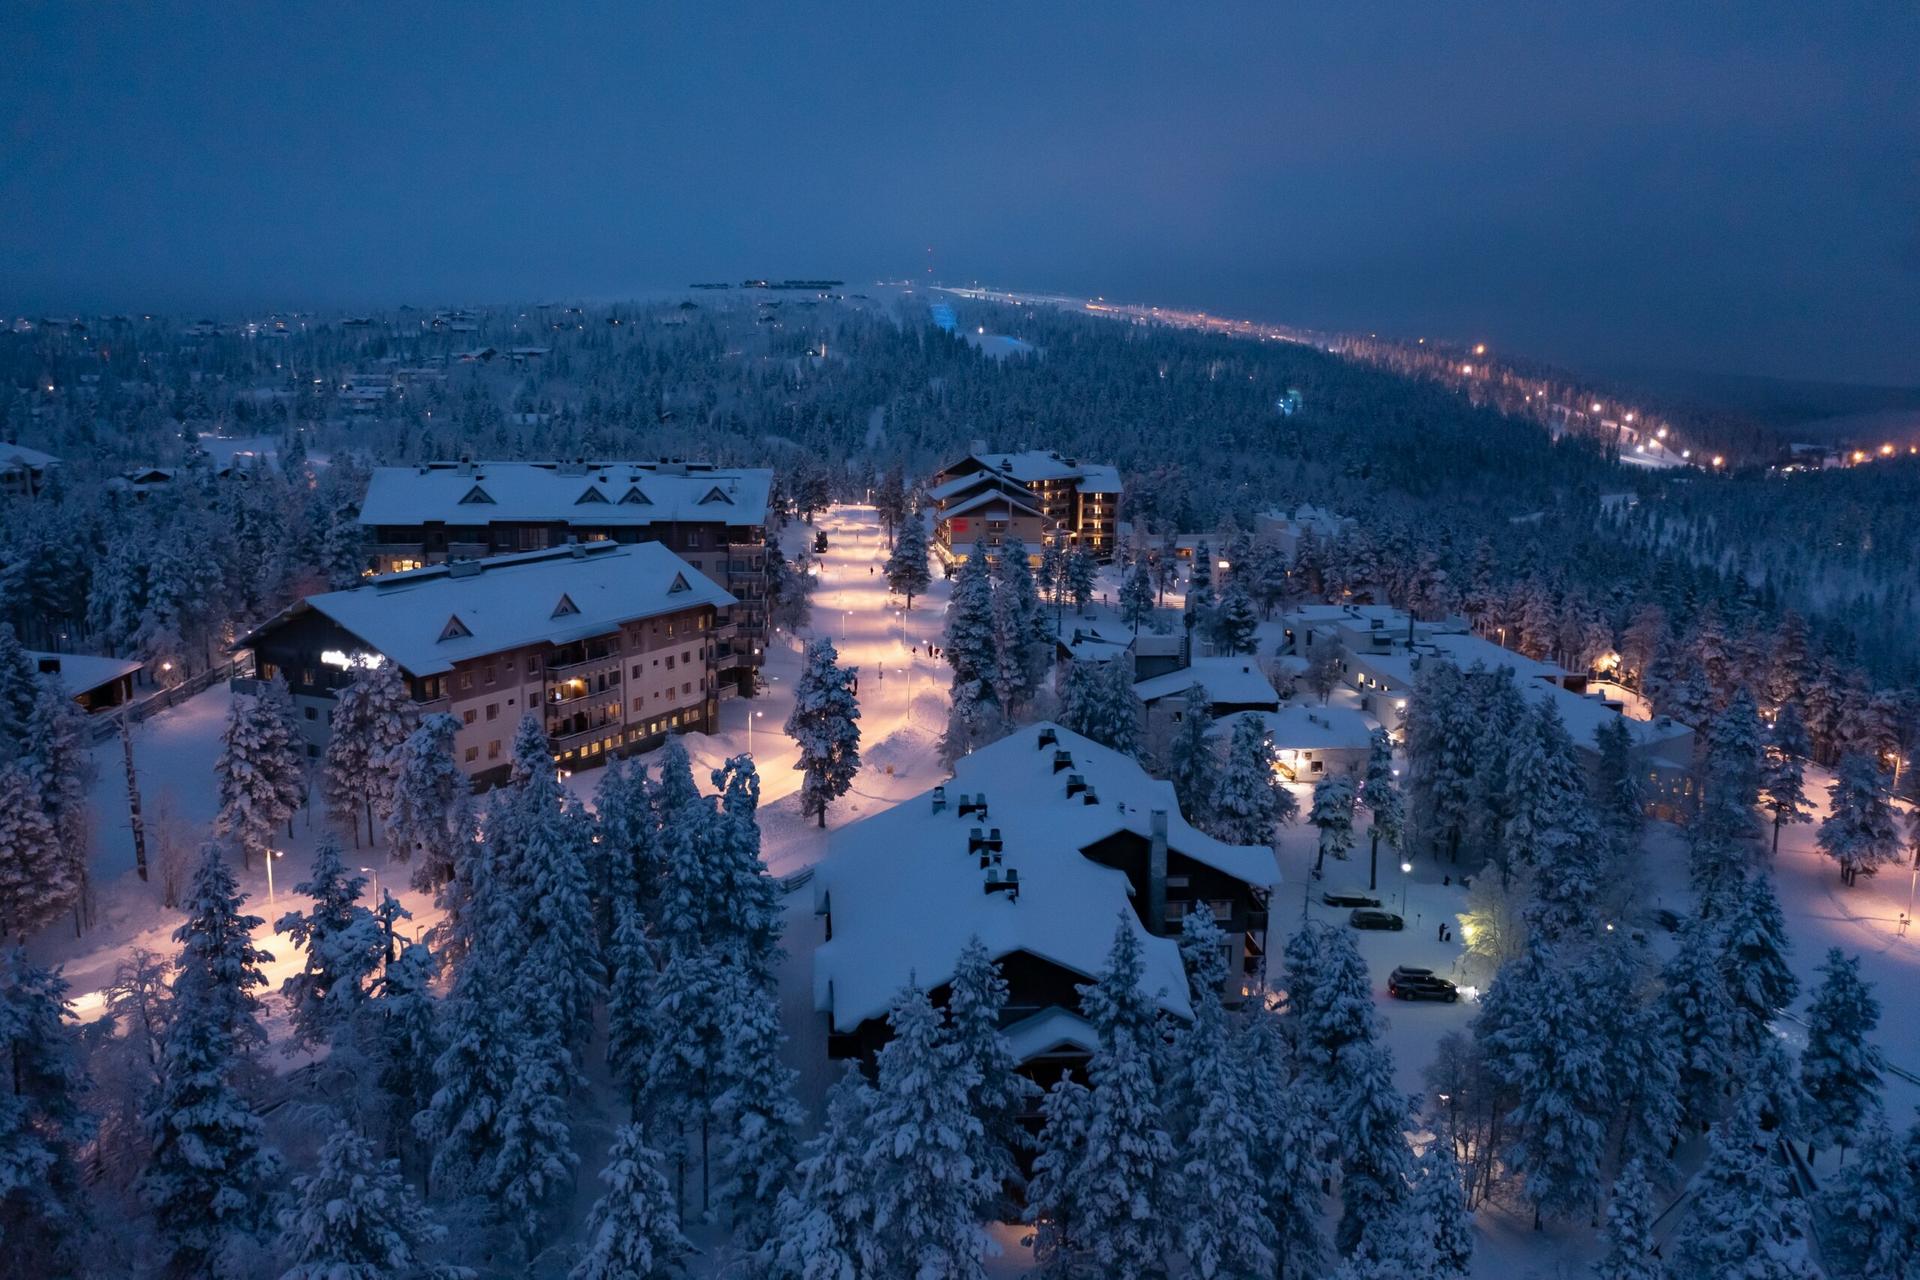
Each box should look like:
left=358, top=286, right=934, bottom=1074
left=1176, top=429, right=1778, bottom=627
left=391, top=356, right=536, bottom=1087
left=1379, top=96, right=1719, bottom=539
left=3, top=2, right=1916, bottom=384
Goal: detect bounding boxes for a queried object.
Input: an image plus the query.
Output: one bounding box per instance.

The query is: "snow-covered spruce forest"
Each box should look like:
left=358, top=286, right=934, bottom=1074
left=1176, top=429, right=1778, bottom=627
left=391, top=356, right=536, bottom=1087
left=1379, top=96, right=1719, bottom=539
left=1, top=293, right=1918, bottom=1277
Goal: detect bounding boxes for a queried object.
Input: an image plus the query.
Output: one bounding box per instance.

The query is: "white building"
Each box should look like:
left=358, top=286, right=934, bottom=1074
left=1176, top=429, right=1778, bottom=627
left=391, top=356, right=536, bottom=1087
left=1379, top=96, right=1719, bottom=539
left=1233, top=703, right=1375, bottom=781
left=811, top=723, right=1278, bottom=1078
left=1256, top=504, right=1356, bottom=561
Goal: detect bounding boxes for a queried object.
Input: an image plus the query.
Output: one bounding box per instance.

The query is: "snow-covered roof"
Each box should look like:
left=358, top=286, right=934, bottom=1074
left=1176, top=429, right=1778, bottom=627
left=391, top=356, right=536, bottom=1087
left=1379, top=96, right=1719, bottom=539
left=29, top=651, right=142, bottom=697
left=249, top=542, right=733, bottom=678
left=0, top=443, right=58, bottom=470
left=944, top=450, right=1122, bottom=496
left=1233, top=703, right=1374, bottom=753
left=1424, top=632, right=1567, bottom=682
left=1526, top=679, right=1694, bottom=752
left=357, top=461, right=773, bottom=528
left=1134, top=657, right=1280, bottom=709
left=811, top=722, right=1279, bottom=1035
left=1002, top=1007, right=1100, bottom=1060
left=942, top=487, right=1046, bottom=521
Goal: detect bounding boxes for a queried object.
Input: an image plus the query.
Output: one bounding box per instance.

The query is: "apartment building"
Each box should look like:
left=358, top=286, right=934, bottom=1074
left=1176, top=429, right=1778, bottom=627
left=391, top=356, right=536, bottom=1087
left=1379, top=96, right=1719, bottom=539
left=234, top=542, right=734, bottom=784
left=927, top=449, right=1121, bottom=563
left=356, top=459, right=772, bottom=694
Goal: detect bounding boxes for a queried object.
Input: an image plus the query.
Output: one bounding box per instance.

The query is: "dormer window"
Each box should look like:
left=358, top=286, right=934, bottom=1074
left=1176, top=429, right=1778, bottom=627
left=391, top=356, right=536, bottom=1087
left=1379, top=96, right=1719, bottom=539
left=575, top=487, right=608, bottom=505
left=552, top=593, right=580, bottom=618
left=458, top=485, right=495, bottom=505
left=619, top=486, right=652, bottom=505
left=698, top=486, right=732, bottom=505
left=668, top=572, right=691, bottom=594
left=438, top=614, right=472, bottom=641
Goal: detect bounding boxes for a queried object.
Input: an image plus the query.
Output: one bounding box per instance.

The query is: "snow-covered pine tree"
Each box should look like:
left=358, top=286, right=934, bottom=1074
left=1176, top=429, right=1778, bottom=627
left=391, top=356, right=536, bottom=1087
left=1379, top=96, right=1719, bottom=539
left=939, top=677, right=1008, bottom=769
left=1716, top=871, right=1798, bottom=1061
left=1820, top=1112, right=1916, bottom=1280
left=325, top=660, right=415, bottom=848
left=1056, top=658, right=1132, bottom=755
left=1361, top=728, right=1404, bottom=891
left=761, top=1065, right=878, bottom=1280
left=1818, top=753, right=1902, bottom=886
left=1702, top=686, right=1765, bottom=840
left=1211, top=714, right=1294, bottom=845
left=945, top=938, right=1038, bottom=1216
left=1761, top=699, right=1813, bottom=854
left=1477, top=937, right=1611, bottom=1227
left=1592, top=1159, right=1660, bottom=1280
left=361, top=937, right=439, bottom=1169
left=1164, top=685, right=1217, bottom=823
left=1667, top=1093, right=1816, bottom=1280
left=1412, top=1136, right=1474, bottom=1280
left=786, top=637, right=861, bottom=828
left=277, top=1123, right=453, bottom=1280
left=1065, top=547, right=1096, bottom=615
left=944, top=538, right=999, bottom=694
left=990, top=571, right=1039, bottom=714
left=1309, top=769, right=1356, bottom=875
left=0, top=762, right=71, bottom=940
left=21, top=681, right=93, bottom=922
left=510, top=786, right=602, bottom=1060
left=1073, top=921, right=1176, bottom=1278
left=1024, top=1072, right=1091, bottom=1280
left=143, top=845, right=281, bottom=1275
left=274, top=835, right=381, bottom=1048
left=382, top=713, right=472, bottom=893
left=1237, top=997, right=1328, bottom=1277
left=1172, top=968, right=1275, bottom=1280
left=0, top=949, right=90, bottom=1271
left=212, top=690, right=280, bottom=871
left=1119, top=559, right=1154, bottom=635
left=1800, top=946, right=1884, bottom=1160
left=863, top=981, right=993, bottom=1280
left=419, top=946, right=523, bottom=1200
left=1210, top=579, right=1258, bottom=654
left=995, top=534, right=1051, bottom=689
left=570, top=1122, right=692, bottom=1280
left=1507, top=698, right=1606, bottom=939
left=708, top=969, right=802, bottom=1246
left=1405, top=659, right=1474, bottom=863
left=1590, top=715, right=1643, bottom=850
left=1333, top=1040, right=1413, bottom=1254
left=1659, top=921, right=1737, bottom=1132
left=1589, top=940, right=1681, bottom=1184
left=884, top=506, right=932, bottom=609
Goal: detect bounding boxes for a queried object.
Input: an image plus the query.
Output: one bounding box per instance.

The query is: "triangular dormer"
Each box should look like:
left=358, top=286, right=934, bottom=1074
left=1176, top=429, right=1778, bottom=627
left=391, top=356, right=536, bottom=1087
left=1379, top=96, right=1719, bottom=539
left=618, top=486, right=652, bottom=505
left=552, top=593, right=580, bottom=618
left=698, top=486, right=732, bottom=505
left=574, top=487, right=608, bottom=505
left=438, top=614, right=472, bottom=641
left=668, top=572, right=691, bottom=594
left=458, top=485, right=495, bottom=505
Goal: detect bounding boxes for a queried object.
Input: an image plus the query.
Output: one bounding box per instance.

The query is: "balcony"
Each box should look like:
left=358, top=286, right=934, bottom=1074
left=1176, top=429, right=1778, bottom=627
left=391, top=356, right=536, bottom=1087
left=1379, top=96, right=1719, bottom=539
left=547, top=646, right=621, bottom=675
left=547, top=717, right=622, bottom=749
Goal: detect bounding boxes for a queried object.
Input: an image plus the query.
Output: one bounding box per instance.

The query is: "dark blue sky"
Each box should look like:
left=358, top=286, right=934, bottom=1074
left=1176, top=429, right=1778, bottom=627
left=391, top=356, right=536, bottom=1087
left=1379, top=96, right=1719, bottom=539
left=4, top=3, right=1916, bottom=383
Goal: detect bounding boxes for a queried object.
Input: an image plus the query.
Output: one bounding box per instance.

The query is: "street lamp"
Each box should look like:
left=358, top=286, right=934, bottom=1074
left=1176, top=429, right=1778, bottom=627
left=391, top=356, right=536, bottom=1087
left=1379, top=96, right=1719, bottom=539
left=748, top=709, right=764, bottom=756
left=1400, top=860, right=1412, bottom=917
left=266, top=848, right=284, bottom=904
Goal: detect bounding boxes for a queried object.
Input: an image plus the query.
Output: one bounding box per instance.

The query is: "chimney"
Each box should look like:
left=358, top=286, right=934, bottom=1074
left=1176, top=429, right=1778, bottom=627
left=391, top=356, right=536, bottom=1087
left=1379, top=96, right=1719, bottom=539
left=1149, top=810, right=1169, bottom=934
left=931, top=784, right=948, bottom=815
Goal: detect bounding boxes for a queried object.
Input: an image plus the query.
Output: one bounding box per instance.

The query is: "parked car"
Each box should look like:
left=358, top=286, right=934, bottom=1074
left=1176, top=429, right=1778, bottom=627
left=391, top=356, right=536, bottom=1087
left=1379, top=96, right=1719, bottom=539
left=1388, top=966, right=1459, bottom=1002
left=1651, top=908, right=1683, bottom=934
left=814, top=531, right=829, bottom=553
left=1323, top=888, right=1382, bottom=909
left=1349, top=908, right=1404, bottom=931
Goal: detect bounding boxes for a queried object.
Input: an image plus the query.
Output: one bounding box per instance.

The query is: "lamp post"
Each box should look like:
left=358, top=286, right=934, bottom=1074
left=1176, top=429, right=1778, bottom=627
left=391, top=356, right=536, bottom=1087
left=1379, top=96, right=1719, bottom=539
left=1400, top=860, right=1412, bottom=918
left=266, top=848, right=283, bottom=904
left=748, top=709, right=763, bottom=756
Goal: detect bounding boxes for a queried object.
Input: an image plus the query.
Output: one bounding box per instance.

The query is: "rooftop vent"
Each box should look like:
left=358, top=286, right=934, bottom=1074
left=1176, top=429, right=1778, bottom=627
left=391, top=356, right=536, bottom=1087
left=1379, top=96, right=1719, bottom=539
left=1081, top=788, right=1100, bottom=806
left=1037, top=727, right=1058, bottom=749
left=956, top=793, right=989, bottom=819
left=930, top=785, right=948, bottom=815
left=984, top=866, right=1021, bottom=903
left=1064, top=773, right=1088, bottom=800
left=1052, top=749, right=1074, bottom=774
left=447, top=560, right=484, bottom=578
left=968, top=826, right=1004, bottom=857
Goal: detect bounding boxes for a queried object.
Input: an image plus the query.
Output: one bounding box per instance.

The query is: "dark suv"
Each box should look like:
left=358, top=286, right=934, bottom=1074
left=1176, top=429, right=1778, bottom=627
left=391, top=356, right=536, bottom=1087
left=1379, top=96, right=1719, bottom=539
left=1349, top=908, right=1404, bottom=931
left=1323, top=888, right=1382, bottom=909
left=1388, top=965, right=1458, bottom=1002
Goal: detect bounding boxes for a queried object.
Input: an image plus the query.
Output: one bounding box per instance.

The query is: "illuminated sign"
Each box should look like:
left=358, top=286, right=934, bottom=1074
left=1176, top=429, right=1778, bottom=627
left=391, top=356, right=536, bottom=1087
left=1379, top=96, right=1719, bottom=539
left=321, top=650, right=387, bottom=670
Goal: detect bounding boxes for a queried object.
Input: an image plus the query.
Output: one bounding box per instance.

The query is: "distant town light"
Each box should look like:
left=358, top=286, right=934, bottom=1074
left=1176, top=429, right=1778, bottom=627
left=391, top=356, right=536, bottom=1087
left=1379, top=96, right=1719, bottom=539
left=1459, top=363, right=1473, bottom=375
left=1472, top=343, right=1487, bottom=356
left=1591, top=401, right=1604, bottom=413
left=1711, top=455, right=1725, bottom=467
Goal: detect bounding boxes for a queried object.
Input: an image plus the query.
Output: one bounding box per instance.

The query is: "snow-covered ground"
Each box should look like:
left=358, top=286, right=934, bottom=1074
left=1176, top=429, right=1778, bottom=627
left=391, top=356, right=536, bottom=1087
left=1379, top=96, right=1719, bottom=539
left=28, top=509, right=1920, bottom=1278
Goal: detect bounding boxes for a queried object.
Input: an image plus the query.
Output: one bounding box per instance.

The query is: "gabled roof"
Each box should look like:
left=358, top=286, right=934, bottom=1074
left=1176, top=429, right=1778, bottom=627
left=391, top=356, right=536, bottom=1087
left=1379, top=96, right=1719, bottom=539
left=357, top=461, right=772, bottom=528
left=28, top=650, right=142, bottom=697
left=240, top=542, right=734, bottom=678
left=1134, top=657, right=1281, bottom=709
left=942, top=488, right=1046, bottom=521
left=811, top=723, right=1277, bottom=1036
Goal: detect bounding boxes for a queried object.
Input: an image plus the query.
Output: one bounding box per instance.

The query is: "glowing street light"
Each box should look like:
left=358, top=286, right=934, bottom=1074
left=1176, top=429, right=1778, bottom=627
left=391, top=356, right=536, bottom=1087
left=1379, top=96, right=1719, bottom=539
left=266, top=848, right=284, bottom=904
left=1399, top=860, right=1413, bottom=916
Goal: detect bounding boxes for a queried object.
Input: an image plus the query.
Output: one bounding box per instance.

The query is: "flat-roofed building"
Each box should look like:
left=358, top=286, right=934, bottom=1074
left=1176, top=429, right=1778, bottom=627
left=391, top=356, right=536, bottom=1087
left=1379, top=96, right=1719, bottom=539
left=356, top=459, right=772, bottom=693
left=234, top=542, right=733, bottom=783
